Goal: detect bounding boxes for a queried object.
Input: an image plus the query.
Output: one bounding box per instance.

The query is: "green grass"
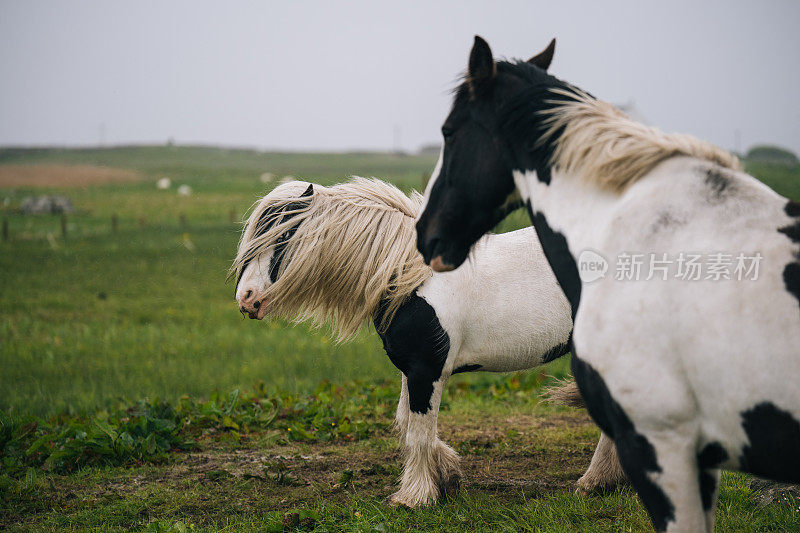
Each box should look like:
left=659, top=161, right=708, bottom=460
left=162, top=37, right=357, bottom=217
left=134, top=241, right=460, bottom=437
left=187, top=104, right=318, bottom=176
left=0, top=146, right=548, bottom=416
left=1, top=146, right=799, bottom=531
left=0, top=147, right=439, bottom=416
left=0, top=223, right=403, bottom=416
left=2, top=386, right=798, bottom=531
left=2, top=146, right=798, bottom=415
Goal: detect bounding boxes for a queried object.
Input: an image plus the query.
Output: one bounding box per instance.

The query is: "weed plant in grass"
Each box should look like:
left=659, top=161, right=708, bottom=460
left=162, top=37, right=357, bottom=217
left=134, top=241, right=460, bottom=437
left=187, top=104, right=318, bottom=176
left=0, top=380, right=403, bottom=482
left=2, top=381, right=799, bottom=532
left=0, top=368, right=570, bottom=479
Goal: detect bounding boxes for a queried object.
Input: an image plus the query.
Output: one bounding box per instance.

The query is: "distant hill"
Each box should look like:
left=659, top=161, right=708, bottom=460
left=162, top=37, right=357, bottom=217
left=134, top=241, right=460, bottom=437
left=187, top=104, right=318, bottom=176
left=746, top=145, right=799, bottom=165
left=418, top=143, right=442, bottom=156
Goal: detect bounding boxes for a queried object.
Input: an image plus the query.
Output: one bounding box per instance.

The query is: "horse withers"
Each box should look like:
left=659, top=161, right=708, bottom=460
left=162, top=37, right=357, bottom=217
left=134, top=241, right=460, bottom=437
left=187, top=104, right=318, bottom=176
left=231, top=177, right=625, bottom=508
left=415, top=36, right=800, bottom=531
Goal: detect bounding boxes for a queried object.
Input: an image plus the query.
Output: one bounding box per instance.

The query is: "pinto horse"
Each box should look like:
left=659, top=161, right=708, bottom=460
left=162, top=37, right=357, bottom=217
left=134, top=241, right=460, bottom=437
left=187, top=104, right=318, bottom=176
left=415, top=36, right=800, bottom=531
left=231, top=177, right=625, bottom=507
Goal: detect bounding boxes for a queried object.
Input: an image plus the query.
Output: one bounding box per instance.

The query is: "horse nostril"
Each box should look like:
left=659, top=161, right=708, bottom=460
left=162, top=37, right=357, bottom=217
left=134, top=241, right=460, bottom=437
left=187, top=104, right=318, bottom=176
left=253, top=300, right=260, bottom=309
left=424, top=237, right=441, bottom=263
left=244, top=289, right=253, bottom=299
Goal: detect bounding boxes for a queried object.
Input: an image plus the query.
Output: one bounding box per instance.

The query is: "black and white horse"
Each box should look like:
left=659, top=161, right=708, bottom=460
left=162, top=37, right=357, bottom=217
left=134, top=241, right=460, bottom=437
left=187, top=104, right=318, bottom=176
left=231, top=177, right=624, bottom=507
left=415, top=36, right=800, bottom=531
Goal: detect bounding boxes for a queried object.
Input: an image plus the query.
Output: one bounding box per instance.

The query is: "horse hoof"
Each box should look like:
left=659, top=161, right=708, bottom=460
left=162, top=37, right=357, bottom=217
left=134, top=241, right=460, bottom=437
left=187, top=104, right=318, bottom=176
left=577, top=476, right=623, bottom=495
left=440, top=475, right=461, bottom=500
left=384, top=493, right=414, bottom=508
left=384, top=490, right=436, bottom=508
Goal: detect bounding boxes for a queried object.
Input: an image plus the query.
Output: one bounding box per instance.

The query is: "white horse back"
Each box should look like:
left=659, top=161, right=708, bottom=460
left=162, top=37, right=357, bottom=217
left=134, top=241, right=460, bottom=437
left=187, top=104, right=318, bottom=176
left=574, top=156, right=800, bottom=457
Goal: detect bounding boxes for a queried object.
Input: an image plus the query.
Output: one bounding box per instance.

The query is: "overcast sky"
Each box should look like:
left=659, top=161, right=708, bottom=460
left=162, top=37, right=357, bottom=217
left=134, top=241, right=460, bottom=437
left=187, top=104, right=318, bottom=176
left=1, top=1, right=799, bottom=154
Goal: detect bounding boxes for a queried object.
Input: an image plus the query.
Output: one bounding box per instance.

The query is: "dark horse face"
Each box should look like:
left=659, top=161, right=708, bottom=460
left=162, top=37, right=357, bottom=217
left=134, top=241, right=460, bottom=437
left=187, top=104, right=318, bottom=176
left=416, top=36, right=557, bottom=271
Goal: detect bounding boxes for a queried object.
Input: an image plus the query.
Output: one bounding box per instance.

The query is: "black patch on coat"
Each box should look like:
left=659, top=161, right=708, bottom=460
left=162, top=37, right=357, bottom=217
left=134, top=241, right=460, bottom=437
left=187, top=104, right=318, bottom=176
left=779, top=215, right=800, bottom=243
left=541, top=340, right=571, bottom=364
left=704, top=167, right=733, bottom=201
left=739, top=402, right=800, bottom=484
left=453, top=364, right=482, bottom=374
left=698, top=442, right=728, bottom=469
left=536, top=165, right=552, bottom=185
left=779, top=200, right=800, bottom=309
left=697, top=443, right=728, bottom=510
left=571, top=355, right=674, bottom=531
left=526, top=201, right=581, bottom=319
left=648, top=210, right=685, bottom=235
left=698, top=470, right=717, bottom=511
left=374, top=293, right=450, bottom=415
left=784, top=264, right=800, bottom=310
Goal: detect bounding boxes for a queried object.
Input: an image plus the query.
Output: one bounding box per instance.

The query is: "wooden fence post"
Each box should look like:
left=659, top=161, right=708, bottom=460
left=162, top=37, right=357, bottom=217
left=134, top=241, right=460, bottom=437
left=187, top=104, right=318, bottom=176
left=180, top=213, right=187, bottom=229
left=138, top=216, right=146, bottom=229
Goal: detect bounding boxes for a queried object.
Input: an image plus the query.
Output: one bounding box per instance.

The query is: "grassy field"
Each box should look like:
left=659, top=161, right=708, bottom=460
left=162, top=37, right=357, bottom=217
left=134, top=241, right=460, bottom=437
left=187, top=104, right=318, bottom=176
left=0, top=147, right=445, bottom=416
left=1, top=146, right=799, bottom=531
left=4, top=384, right=799, bottom=532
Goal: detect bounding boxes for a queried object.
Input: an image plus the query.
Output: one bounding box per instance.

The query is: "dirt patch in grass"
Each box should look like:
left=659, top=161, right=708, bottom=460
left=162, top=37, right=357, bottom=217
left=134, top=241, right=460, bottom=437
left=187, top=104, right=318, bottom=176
left=5, top=406, right=798, bottom=532
left=78, top=408, right=598, bottom=515
left=0, top=164, right=143, bottom=188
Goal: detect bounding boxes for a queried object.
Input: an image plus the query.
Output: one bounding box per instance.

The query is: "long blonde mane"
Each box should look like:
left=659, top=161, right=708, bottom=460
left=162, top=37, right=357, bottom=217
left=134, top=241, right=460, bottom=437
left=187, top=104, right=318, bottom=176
left=539, top=88, right=741, bottom=191
left=230, top=177, right=431, bottom=341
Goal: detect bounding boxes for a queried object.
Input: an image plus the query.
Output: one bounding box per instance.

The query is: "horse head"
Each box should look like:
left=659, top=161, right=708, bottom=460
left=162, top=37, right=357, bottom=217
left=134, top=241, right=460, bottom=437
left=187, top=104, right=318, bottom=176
left=416, top=36, right=561, bottom=271
left=234, top=182, right=313, bottom=318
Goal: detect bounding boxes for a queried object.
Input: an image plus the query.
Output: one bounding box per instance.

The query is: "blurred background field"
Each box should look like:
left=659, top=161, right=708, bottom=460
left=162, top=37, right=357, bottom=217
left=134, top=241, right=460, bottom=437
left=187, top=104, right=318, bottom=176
left=1, top=146, right=797, bottom=416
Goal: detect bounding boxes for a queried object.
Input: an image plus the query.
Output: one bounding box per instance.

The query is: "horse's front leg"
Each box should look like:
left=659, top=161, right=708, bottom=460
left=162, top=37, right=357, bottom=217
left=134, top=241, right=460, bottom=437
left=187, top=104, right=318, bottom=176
left=387, top=372, right=461, bottom=507
left=395, top=375, right=410, bottom=444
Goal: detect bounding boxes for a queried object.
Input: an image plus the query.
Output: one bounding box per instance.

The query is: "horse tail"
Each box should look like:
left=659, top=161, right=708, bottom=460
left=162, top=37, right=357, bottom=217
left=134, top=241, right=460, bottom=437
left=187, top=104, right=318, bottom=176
left=541, top=378, right=584, bottom=408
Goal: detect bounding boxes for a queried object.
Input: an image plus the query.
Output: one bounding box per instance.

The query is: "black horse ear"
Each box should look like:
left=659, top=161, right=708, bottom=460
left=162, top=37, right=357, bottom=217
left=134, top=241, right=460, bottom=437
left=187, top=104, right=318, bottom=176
left=301, top=183, right=313, bottom=197
left=468, top=35, right=496, bottom=98
left=528, top=38, right=556, bottom=71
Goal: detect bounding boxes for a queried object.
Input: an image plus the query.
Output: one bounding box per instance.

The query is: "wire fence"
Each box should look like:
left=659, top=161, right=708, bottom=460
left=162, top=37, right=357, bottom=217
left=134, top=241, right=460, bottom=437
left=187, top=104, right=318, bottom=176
left=1, top=208, right=241, bottom=243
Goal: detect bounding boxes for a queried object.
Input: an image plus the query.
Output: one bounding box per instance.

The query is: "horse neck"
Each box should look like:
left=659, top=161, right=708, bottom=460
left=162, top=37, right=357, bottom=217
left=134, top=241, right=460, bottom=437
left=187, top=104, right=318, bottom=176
left=514, top=167, right=619, bottom=256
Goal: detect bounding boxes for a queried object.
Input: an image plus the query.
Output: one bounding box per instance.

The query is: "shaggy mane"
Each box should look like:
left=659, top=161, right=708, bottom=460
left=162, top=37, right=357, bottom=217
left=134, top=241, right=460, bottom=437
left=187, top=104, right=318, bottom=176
left=230, top=177, right=431, bottom=341
left=539, top=87, right=742, bottom=191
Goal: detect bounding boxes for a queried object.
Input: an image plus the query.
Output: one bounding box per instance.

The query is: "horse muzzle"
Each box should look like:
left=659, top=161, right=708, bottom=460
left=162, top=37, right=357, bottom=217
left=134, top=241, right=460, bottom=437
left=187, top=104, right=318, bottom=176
left=416, top=223, right=462, bottom=273
left=430, top=256, right=455, bottom=272
left=238, top=297, right=270, bottom=320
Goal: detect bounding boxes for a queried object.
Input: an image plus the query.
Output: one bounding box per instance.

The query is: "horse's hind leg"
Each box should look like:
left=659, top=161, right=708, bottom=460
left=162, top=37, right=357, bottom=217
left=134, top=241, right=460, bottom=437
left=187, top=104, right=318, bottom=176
left=577, top=432, right=626, bottom=493
left=701, top=468, right=720, bottom=532
left=544, top=380, right=627, bottom=492
left=387, top=374, right=461, bottom=507
left=616, top=429, right=710, bottom=532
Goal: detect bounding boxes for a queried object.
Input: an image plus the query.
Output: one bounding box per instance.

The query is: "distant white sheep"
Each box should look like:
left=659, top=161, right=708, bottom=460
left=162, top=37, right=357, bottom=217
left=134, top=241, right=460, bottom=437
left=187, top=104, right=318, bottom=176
left=156, top=177, right=171, bottom=190
left=177, top=185, right=192, bottom=197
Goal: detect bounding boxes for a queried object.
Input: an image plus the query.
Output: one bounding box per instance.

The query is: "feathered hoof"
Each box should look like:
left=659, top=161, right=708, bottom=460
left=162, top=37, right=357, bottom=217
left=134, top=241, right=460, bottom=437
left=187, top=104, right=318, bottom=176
left=435, top=442, right=463, bottom=499
left=439, top=472, right=461, bottom=500
left=384, top=490, right=437, bottom=508
left=576, top=472, right=624, bottom=494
